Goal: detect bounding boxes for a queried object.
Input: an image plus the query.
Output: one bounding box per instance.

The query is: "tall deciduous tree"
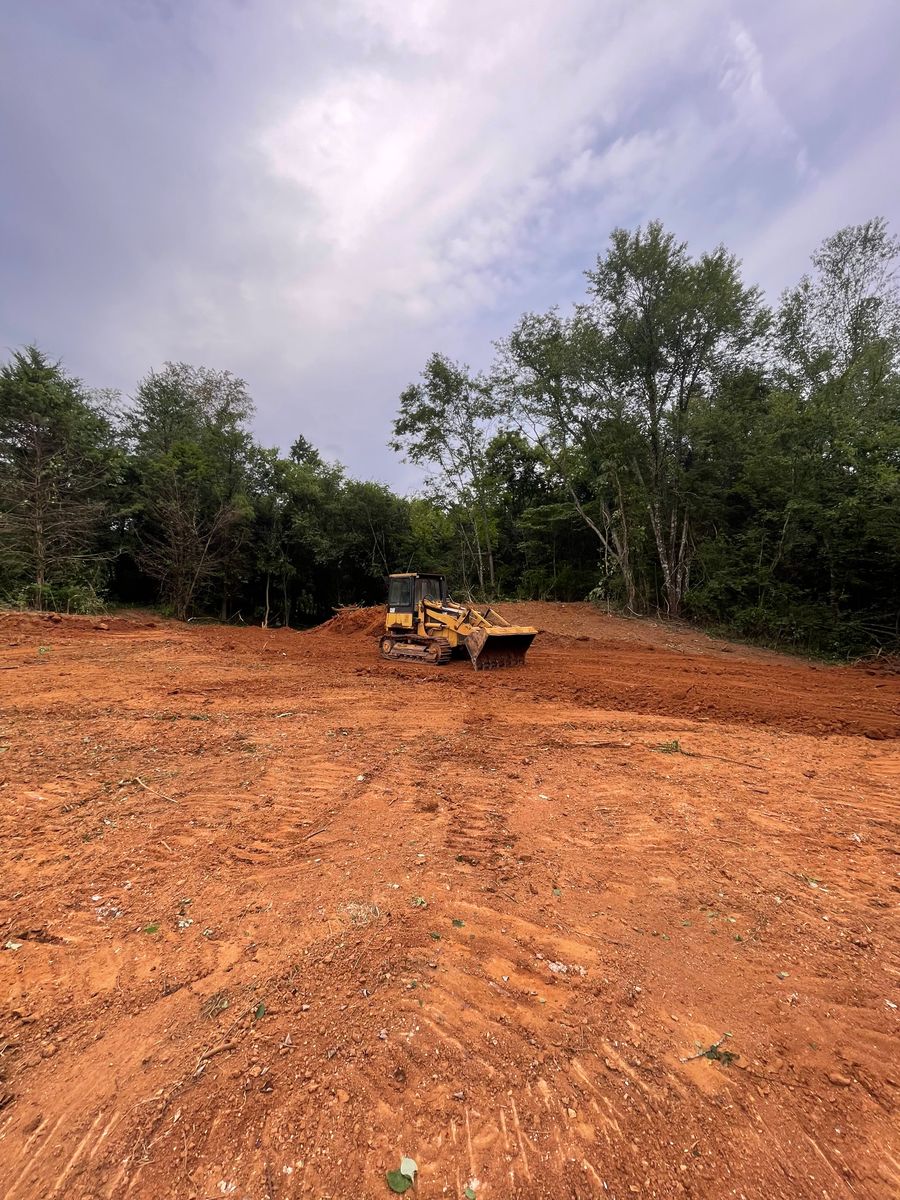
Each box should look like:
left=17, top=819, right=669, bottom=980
left=494, top=308, right=644, bottom=611
left=496, top=223, right=766, bottom=615
left=391, top=354, right=499, bottom=593
left=584, top=222, right=766, bottom=615
left=765, top=219, right=900, bottom=643
left=127, top=363, right=254, bottom=620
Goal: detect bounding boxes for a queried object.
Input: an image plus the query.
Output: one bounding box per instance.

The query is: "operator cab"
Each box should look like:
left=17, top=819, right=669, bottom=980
left=386, top=572, right=447, bottom=613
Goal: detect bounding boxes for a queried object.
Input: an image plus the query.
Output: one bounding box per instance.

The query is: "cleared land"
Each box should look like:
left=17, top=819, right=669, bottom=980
left=0, top=604, right=898, bottom=1200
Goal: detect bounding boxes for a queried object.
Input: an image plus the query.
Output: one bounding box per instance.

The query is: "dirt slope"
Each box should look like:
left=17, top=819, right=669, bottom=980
left=0, top=607, right=898, bottom=1199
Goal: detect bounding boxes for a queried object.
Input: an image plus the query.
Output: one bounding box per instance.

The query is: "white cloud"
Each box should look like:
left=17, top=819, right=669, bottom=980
left=2, top=0, right=898, bottom=481
left=742, top=108, right=900, bottom=296
left=256, top=1, right=724, bottom=329
left=158, top=0, right=900, bottom=472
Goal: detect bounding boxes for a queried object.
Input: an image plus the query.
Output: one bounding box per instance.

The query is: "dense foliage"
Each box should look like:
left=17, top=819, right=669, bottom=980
left=396, top=218, right=900, bottom=655
left=1, top=219, right=897, bottom=654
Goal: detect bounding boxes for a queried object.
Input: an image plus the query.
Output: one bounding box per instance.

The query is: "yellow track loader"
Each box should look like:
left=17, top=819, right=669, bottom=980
left=381, top=573, right=537, bottom=670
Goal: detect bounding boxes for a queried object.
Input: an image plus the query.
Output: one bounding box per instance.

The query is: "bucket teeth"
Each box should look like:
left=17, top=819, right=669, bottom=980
left=466, top=629, right=536, bottom=670
left=472, top=650, right=528, bottom=670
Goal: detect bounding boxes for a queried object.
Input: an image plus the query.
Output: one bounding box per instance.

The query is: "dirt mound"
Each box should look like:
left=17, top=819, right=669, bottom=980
left=500, top=601, right=801, bottom=662
left=0, top=608, right=158, bottom=635
left=311, top=605, right=384, bottom=636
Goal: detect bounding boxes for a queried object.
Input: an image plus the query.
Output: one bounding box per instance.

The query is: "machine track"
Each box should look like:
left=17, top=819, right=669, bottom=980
left=380, top=635, right=452, bottom=665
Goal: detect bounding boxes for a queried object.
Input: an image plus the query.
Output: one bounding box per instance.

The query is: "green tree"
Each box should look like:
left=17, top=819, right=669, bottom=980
left=684, top=220, right=900, bottom=652
left=494, top=308, right=645, bottom=610
left=481, top=431, right=594, bottom=597
left=127, top=363, right=254, bottom=620
left=392, top=354, right=499, bottom=593
left=763, top=219, right=900, bottom=648
left=495, top=224, right=766, bottom=615
left=584, top=222, right=766, bottom=615
left=0, top=347, right=119, bottom=610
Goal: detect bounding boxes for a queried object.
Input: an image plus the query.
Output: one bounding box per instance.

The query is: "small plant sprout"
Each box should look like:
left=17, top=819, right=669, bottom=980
left=386, top=1155, right=417, bottom=1193
left=681, top=1032, right=737, bottom=1066
left=653, top=739, right=682, bottom=754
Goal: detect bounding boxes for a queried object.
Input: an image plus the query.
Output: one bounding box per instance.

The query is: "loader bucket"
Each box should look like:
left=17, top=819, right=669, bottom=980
left=465, top=626, right=537, bottom=670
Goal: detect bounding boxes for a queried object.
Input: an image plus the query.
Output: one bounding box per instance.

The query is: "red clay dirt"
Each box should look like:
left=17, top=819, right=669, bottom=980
left=0, top=603, right=898, bottom=1200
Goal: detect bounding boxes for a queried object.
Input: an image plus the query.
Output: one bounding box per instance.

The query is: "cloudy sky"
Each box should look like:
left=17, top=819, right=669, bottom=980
left=2, top=0, right=898, bottom=486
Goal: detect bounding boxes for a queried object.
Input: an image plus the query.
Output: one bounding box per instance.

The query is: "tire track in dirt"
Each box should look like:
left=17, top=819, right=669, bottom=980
left=1, top=610, right=898, bottom=1198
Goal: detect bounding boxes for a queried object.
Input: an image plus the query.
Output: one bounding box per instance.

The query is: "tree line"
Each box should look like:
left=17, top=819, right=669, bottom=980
left=393, top=218, right=900, bottom=655
left=1, top=217, right=897, bottom=654
left=0, top=351, right=440, bottom=625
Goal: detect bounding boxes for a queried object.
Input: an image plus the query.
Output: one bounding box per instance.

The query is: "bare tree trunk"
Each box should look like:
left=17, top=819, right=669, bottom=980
left=563, top=477, right=638, bottom=611
left=477, top=497, right=496, bottom=592
left=612, top=473, right=638, bottom=613
left=647, top=497, right=675, bottom=614
left=33, top=495, right=47, bottom=610
left=484, top=526, right=495, bottom=593
left=262, top=573, right=270, bottom=628
left=459, top=543, right=469, bottom=594
left=466, top=512, right=485, bottom=592
left=647, top=496, right=692, bottom=616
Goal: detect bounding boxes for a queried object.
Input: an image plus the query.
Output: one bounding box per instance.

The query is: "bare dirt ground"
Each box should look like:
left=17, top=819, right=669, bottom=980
left=1, top=602, right=898, bottom=1200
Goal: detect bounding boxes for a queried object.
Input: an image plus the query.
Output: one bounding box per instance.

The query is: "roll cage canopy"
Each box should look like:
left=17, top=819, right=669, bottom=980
left=386, top=573, right=447, bottom=609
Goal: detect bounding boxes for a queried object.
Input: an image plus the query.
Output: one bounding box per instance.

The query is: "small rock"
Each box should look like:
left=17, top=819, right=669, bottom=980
left=248, top=1065, right=262, bottom=1078
left=567, top=1107, right=577, bottom=1118
left=336, top=1088, right=350, bottom=1103
left=828, top=1072, right=852, bottom=1087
